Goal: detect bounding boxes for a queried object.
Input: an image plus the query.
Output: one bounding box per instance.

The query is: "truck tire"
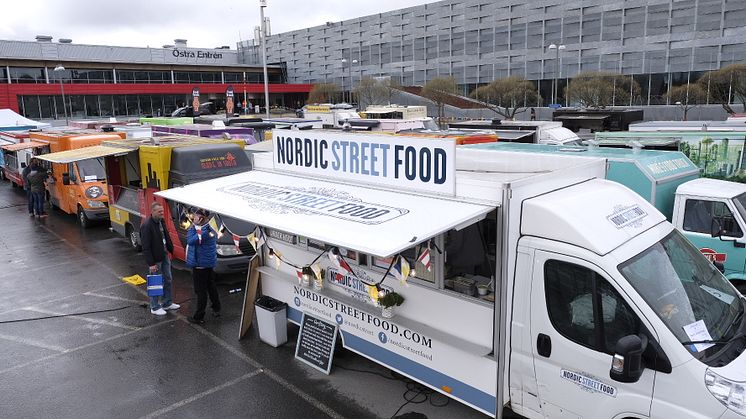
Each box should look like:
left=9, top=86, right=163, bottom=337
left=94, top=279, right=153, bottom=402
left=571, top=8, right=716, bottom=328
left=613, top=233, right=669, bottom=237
left=126, top=224, right=142, bottom=252
left=78, top=206, right=90, bottom=229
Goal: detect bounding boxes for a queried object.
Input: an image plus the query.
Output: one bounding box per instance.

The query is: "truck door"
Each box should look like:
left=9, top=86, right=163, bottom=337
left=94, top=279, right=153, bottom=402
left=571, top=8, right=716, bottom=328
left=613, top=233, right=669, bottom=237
left=679, top=197, right=746, bottom=281
left=530, top=250, right=655, bottom=418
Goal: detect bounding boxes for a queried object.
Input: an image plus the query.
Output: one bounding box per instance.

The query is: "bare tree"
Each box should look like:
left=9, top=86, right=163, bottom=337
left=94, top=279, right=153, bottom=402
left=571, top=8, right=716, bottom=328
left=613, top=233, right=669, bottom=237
left=699, top=64, right=746, bottom=115
left=566, top=71, right=641, bottom=108
left=308, top=83, right=342, bottom=104
left=354, top=77, right=388, bottom=109
left=421, top=77, right=458, bottom=128
left=470, top=76, right=539, bottom=119
left=666, top=84, right=707, bottom=121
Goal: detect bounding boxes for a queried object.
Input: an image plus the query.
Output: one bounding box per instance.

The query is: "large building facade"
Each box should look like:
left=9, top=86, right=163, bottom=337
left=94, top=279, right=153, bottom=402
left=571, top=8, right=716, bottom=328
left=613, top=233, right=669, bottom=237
left=240, top=0, right=746, bottom=106
left=0, top=37, right=312, bottom=120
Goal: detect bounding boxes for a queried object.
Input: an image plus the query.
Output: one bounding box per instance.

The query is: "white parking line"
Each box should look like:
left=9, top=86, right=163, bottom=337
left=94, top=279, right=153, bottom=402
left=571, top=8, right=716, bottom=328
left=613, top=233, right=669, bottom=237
left=187, top=324, right=346, bottom=419
left=0, top=319, right=179, bottom=375
left=26, top=307, right=140, bottom=331
left=138, top=370, right=263, bottom=419
left=0, top=333, right=67, bottom=353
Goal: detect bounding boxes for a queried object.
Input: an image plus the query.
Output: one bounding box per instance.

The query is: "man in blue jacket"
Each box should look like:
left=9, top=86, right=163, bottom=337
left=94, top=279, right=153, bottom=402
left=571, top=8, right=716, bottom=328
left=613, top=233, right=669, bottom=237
left=186, top=209, right=221, bottom=324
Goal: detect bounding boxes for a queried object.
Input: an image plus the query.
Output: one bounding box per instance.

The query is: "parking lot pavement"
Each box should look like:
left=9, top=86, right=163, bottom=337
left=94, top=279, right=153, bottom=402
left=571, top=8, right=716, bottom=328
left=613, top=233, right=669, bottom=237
left=0, top=183, right=493, bottom=419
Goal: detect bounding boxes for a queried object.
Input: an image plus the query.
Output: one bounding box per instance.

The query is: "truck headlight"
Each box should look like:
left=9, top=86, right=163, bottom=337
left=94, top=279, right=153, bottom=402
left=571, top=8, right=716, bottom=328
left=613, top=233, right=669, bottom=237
left=705, top=369, right=746, bottom=415
left=216, top=244, right=242, bottom=256
left=87, top=200, right=106, bottom=208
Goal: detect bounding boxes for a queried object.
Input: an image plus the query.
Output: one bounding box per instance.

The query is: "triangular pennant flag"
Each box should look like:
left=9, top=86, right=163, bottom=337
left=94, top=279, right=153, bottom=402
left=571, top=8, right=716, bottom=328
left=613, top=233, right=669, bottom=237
left=417, top=247, right=432, bottom=272
left=232, top=234, right=241, bottom=252
left=368, top=284, right=380, bottom=303
left=392, top=256, right=411, bottom=285
left=255, top=227, right=266, bottom=248
left=272, top=249, right=282, bottom=269
left=247, top=227, right=266, bottom=251
left=327, top=248, right=350, bottom=274
left=296, top=269, right=304, bottom=283
left=311, top=263, right=323, bottom=281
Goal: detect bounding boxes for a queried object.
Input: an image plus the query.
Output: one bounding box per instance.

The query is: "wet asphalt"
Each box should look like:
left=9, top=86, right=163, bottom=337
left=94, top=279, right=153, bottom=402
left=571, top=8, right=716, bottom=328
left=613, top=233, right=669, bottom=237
left=0, top=182, right=490, bottom=419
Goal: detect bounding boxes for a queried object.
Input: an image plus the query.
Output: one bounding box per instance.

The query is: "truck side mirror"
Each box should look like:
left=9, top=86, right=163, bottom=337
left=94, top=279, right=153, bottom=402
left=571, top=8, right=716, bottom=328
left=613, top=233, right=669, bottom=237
left=610, top=334, right=647, bottom=383
left=711, top=219, right=746, bottom=248
left=62, top=173, right=70, bottom=185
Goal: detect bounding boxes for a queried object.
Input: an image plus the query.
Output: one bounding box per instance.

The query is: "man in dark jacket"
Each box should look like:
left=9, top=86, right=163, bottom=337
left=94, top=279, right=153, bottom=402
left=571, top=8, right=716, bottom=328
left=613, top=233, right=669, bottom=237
left=185, top=208, right=220, bottom=324
left=26, top=160, right=48, bottom=218
left=141, top=202, right=180, bottom=315
left=21, top=160, right=33, bottom=216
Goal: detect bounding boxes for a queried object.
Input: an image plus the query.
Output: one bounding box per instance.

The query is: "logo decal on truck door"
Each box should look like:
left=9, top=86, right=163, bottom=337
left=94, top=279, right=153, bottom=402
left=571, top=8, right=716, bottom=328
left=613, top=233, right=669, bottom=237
left=700, top=248, right=727, bottom=263
left=560, top=369, right=617, bottom=397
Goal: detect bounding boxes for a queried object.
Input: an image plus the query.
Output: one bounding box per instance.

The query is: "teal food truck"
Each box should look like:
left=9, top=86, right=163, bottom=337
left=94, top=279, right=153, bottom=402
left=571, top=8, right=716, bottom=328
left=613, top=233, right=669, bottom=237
left=466, top=142, right=746, bottom=292
left=594, top=130, right=746, bottom=181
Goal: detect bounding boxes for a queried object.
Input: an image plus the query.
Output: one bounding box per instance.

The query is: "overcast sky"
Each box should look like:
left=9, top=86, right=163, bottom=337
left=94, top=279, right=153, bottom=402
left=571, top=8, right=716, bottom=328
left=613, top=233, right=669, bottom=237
left=0, top=0, right=435, bottom=49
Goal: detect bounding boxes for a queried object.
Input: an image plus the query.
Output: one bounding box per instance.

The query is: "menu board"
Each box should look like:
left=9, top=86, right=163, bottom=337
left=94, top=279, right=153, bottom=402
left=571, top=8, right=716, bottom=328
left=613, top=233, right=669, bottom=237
left=294, top=313, right=338, bottom=374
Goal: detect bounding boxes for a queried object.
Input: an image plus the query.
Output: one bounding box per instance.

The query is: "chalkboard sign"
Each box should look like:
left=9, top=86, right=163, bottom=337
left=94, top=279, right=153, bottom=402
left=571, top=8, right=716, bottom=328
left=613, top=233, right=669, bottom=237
left=294, top=312, right=338, bottom=375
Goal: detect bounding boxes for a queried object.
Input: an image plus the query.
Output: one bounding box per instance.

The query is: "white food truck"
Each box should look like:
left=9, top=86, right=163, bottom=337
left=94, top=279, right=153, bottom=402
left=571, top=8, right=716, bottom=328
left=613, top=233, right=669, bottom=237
left=157, top=131, right=746, bottom=418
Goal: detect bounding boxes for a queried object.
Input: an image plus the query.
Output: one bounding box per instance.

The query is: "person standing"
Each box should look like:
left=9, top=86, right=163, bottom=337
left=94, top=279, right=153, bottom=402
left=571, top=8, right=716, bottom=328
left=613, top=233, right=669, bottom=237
left=141, top=201, right=180, bottom=316
left=26, top=160, right=48, bottom=218
left=530, top=107, right=536, bottom=121
left=186, top=209, right=221, bottom=325
left=21, top=160, right=34, bottom=216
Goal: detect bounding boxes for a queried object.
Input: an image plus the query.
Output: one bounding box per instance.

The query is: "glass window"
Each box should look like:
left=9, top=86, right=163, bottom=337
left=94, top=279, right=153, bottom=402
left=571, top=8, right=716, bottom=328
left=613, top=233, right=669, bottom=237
left=21, top=96, right=41, bottom=119
left=10, top=67, right=46, bottom=84
left=77, top=158, right=106, bottom=181
left=100, top=95, right=113, bottom=117
left=619, top=230, right=744, bottom=361
left=545, top=259, right=642, bottom=353
left=684, top=199, right=742, bottom=237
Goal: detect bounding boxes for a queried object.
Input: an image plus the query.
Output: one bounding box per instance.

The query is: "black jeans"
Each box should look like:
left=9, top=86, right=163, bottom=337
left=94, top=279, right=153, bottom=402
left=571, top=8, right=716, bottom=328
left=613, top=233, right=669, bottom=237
left=192, top=267, right=220, bottom=320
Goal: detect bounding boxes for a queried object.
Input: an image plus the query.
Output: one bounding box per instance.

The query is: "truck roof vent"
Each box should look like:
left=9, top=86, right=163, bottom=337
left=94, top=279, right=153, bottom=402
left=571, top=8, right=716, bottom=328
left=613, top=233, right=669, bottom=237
left=35, top=35, right=53, bottom=42
left=174, top=39, right=187, bottom=46
left=58, top=38, right=72, bottom=44
left=162, top=44, right=174, bottom=49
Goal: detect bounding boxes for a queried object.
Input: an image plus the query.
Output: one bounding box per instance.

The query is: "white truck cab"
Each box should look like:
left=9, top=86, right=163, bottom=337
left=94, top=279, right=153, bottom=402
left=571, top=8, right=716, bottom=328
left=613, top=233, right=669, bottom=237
left=674, top=178, right=746, bottom=293
left=158, top=132, right=746, bottom=418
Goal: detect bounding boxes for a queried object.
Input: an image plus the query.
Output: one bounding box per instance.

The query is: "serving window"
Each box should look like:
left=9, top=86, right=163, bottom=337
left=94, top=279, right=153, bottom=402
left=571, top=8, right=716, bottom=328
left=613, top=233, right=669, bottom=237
left=261, top=207, right=497, bottom=303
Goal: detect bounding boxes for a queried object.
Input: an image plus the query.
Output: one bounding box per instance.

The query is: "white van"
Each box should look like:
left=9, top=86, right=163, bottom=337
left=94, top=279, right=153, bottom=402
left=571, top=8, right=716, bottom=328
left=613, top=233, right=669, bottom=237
left=158, top=131, right=746, bottom=418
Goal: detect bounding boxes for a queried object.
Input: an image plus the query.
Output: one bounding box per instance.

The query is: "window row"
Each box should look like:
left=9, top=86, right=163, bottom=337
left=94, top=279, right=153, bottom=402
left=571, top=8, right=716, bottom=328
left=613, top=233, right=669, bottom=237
left=1, top=67, right=284, bottom=84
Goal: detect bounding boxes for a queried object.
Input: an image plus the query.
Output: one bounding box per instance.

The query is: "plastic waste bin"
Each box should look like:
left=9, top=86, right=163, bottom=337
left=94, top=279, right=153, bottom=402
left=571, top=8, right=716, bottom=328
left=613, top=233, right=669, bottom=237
left=254, top=295, right=288, bottom=347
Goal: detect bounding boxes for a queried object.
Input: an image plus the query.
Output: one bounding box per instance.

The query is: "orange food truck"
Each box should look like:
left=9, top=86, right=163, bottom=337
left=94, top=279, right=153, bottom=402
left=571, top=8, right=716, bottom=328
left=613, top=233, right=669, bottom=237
left=33, top=131, right=126, bottom=227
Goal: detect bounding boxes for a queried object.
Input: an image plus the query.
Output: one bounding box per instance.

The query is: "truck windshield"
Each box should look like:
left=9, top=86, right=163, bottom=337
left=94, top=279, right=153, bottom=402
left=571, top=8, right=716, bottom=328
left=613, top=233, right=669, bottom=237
left=732, top=192, right=746, bottom=222
left=619, top=230, right=744, bottom=361
left=77, top=158, right=106, bottom=182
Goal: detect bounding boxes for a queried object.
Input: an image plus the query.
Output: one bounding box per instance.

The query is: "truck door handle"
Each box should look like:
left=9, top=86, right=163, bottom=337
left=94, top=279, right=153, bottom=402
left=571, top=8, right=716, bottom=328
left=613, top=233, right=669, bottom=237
left=537, top=333, right=552, bottom=357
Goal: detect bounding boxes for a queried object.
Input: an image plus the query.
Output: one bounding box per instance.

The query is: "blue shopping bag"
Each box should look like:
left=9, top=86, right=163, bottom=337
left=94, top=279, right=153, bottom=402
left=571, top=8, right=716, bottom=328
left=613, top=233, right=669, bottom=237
left=147, top=274, right=164, bottom=297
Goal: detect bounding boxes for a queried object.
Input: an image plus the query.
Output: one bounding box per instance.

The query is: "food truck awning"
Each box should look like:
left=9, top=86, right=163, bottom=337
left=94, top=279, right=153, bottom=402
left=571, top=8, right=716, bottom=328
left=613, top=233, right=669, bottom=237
left=35, top=145, right=133, bottom=164
left=1, top=141, right=47, bottom=151
left=156, top=170, right=495, bottom=257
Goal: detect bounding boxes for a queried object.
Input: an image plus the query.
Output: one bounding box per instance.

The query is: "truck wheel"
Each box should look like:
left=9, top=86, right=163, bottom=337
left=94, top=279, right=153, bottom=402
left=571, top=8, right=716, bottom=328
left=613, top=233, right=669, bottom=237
left=78, top=206, right=90, bottom=229
left=126, top=224, right=142, bottom=252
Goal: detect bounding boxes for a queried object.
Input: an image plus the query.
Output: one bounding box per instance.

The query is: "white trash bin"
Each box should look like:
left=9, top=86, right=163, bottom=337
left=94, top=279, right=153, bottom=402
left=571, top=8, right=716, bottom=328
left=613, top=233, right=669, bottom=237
left=254, top=296, right=288, bottom=347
